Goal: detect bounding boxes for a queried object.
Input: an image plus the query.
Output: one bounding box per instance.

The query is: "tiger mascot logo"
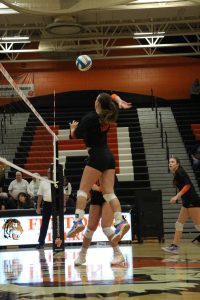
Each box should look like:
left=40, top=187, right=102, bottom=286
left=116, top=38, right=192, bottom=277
left=2, top=218, right=23, bottom=240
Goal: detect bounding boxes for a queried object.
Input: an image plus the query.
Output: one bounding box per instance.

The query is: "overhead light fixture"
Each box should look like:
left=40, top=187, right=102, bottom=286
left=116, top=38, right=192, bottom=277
left=133, top=32, right=165, bottom=38
left=0, top=36, right=30, bottom=43
left=46, top=16, right=83, bottom=35
left=1, top=36, right=30, bottom=41
left=0, top=3, right=19, bottom=14
left=132, top=0, right=170, bottom=3
left=131, top=0, right=180, bottom=8
left=134, top=32, right=165, bottom=36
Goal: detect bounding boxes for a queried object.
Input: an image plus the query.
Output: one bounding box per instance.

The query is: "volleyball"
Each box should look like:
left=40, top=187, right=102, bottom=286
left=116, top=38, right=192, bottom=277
left=76, top=55, right=92, bottom=71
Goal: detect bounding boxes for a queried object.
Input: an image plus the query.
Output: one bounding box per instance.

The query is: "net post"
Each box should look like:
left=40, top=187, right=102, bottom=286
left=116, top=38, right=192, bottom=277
left=51, top=140, right=65, bottom=252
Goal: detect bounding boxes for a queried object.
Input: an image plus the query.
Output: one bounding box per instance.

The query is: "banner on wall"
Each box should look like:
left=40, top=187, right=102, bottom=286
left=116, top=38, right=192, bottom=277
left=0, top=72, right=35, bottom=98
left=0, top=213, right=132, bottom=246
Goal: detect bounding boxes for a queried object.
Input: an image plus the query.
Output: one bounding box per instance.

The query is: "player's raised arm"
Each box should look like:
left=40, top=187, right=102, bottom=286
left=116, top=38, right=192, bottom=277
left=111, top=93, right=132, bottom=109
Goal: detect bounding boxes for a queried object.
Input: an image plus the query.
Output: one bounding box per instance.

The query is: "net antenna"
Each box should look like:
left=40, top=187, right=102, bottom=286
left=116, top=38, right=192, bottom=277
left=53, top=90, right=58, bottom=187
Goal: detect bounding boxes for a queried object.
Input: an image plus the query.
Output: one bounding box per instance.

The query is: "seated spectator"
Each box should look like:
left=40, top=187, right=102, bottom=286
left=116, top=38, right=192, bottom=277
left=63, top=176, right=73, bottom=210
left=0, top=162, right=6, bottom=189
left=190, top=78, right=200, bottom=102
left=17, top=192, right=34, bottom=209
left=189, top=141, right=200, bottom=172
left=29, top=173, right=40, bottom=205
left=8, top=171, right=31, bottom=209
left=0, top=187, right=8, bottom=210
left=0, top=163, right=8, bottom=210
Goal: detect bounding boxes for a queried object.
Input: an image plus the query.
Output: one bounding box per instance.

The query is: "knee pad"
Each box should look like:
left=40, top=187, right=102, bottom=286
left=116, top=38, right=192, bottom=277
left=77, top=190, right=88, bottom=199
left=195, top=224, right=200, bottom=232
left=103, top=193, right=116, bottom=202
left=84, top=227, right=94, bottom=239
left=175, top=221, right=184, bottom=231
left=102, top=227, right=114, bottom=238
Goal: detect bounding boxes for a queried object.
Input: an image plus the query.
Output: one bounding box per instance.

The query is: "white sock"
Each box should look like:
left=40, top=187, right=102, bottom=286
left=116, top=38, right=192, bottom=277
left=113, top=245, right=122, bottom=255
left=80, top=247, right=87, bottom=256
left=75, top=209, right=85, bottom=220
left=114, top=212, right=122, bottom=225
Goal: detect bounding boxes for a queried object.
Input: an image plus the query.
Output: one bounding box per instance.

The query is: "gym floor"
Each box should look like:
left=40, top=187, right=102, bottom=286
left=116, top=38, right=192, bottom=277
left=0, top=241, right=200, bottom=300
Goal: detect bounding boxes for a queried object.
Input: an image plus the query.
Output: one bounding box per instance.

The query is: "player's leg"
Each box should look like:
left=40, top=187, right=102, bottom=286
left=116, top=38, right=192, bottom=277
left=67, top=166, right=101, bottom=238
left=37, top=202, right=52, bottom=249
left=162, top=207, right=189, bottom=254
left=101, top=169, right=130, bottom=243
left=74, top=204, right=102, bottom=265
left=101, top=202, right=125, bottom=265
left=189, top=207, right=200, bottom=242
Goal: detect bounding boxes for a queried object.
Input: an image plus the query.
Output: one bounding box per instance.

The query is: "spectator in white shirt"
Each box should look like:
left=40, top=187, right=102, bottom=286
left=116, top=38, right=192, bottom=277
left=8, top=171, right=31, bottom=209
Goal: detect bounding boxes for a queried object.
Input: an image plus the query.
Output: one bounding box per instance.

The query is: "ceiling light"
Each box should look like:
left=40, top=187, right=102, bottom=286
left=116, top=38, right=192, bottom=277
left=133, top=31, right=165, bottom=38
left=1, top=41, right=31, bottom=44
left=134, top=32, right=165, bottom=35
left=0, top=37, right=30, bottom=44
left=46, top=16, right=83, bottom=35
left=1, top=36, right=30, bottom=41
left=46, top=23, right=82, bottom=35
left=134, top=35, right=164, bottom=39
left=0, top=3, right=19, bottom=14
left=133, top=0, right=172, bottom=3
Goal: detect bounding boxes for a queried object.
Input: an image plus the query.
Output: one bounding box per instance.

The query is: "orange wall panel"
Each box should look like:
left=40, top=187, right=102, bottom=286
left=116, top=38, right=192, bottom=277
left=1, top=56, right=200, bottom=102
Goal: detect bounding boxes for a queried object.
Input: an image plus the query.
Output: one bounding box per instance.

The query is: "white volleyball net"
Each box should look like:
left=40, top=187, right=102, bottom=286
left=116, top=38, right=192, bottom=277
left=0, top=62, right=64, bottom=251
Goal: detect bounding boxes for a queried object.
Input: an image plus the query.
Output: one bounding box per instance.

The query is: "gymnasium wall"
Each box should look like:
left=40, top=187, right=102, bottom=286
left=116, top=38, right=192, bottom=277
left=0, top=55, right=200, bottom=105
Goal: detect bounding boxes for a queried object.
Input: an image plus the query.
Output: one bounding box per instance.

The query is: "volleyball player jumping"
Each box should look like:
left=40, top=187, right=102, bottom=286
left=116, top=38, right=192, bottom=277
left=67, top=92, right=132, bottom=243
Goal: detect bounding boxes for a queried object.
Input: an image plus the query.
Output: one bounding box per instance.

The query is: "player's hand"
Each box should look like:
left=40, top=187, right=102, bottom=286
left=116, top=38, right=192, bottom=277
left=92, top=183, right=100, bottom=191
left=69, top=120, right=79, bottom=130
left=112, top=94, right=132, bottom=109
left=170, top=196, right=178, bottom=204
left=114, top=95, right=132, bottom=109
left=55, top=238, right=62, bottom=247
left=118, top=99, right=132, bottom=109
left=36, top=207, right=41, bottom=214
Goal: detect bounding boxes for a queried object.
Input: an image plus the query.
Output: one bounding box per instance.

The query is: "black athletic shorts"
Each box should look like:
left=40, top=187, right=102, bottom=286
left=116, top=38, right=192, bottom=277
left=90, top=190, right=105, bottom=206
left=182, top=199, right=200, bottom=208
left=87, top=146, right=115, bottom=172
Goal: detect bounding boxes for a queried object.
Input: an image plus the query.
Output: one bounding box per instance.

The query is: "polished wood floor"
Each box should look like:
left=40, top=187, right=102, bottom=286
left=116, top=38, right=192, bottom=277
left=0, top=240, right=200, bottom=300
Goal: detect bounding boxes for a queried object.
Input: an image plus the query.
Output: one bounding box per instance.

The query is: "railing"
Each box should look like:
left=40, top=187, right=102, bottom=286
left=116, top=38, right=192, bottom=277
left=165, top=131, right=170, bottom=172
left=0, top=107, right=14, bottom=144
left=0, top=117, right=4, bottom=144
left=0, top=111, right=7, bottom=144
left=151, top=88, right=154, bottom=111
left=159, top=112, right=164, bottom=148
left=151, top=91, right=170, bottom=171
left=151, top=89, right=158, bottom=128
left=3, top=111, right=6, bottom=134
left=155, top=96, right=158, bottom=128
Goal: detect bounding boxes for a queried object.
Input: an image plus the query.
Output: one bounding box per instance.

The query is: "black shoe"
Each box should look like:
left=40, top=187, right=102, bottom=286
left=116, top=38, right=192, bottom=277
left=192, top=234, right=200, bottom=243
left=36, top=244, right=44, bottom=249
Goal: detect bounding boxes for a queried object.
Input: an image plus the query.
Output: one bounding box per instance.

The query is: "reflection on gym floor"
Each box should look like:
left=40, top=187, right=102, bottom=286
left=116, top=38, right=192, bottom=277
left=0, top=242, right=200, bottom=299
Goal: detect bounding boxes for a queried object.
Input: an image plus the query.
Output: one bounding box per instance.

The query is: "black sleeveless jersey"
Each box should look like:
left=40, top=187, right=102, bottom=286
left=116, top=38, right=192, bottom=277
left=74, top=111, right=110, bottom=148
left=174, top=167, right=200, bottom=207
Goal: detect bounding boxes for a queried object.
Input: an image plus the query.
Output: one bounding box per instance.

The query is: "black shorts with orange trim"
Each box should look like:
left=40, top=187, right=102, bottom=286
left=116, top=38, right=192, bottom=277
left=87, top=146, right=115, bottom=172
